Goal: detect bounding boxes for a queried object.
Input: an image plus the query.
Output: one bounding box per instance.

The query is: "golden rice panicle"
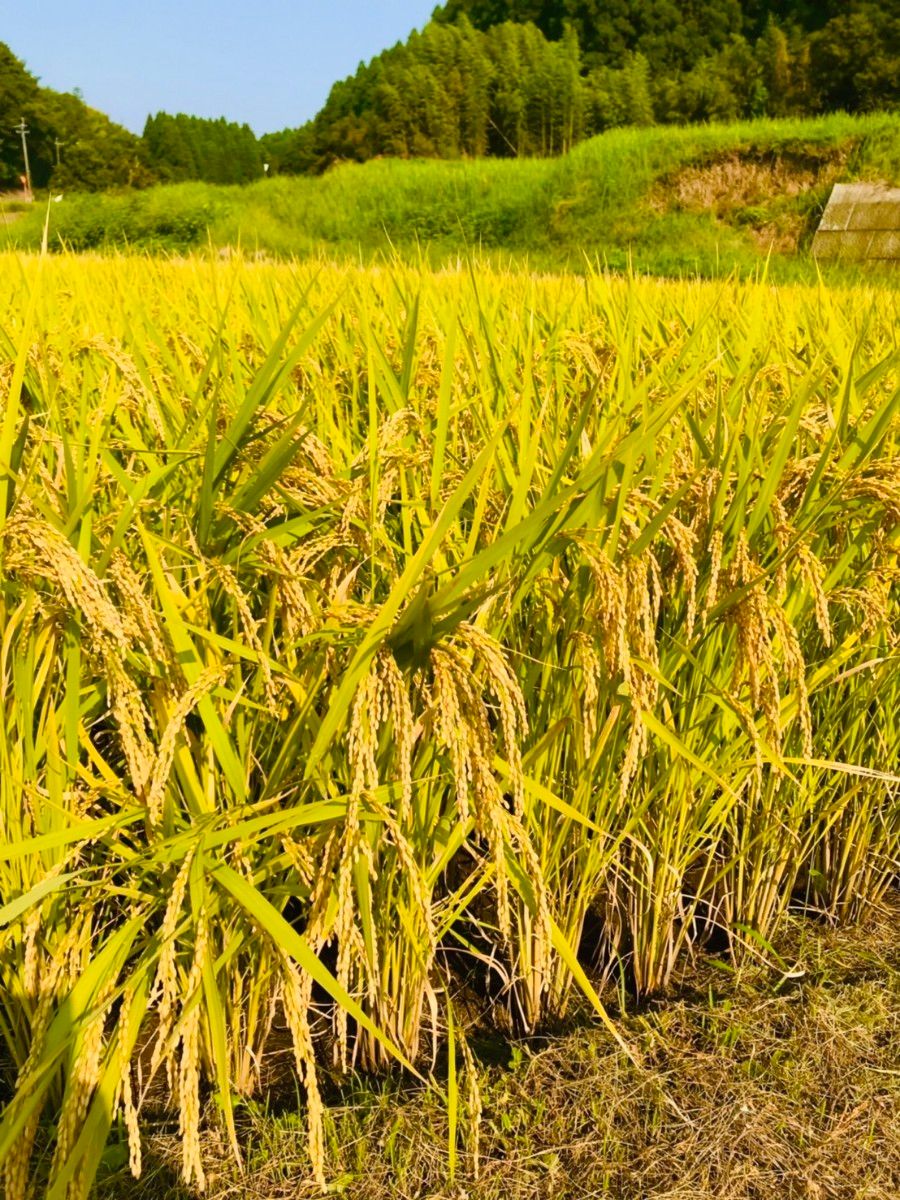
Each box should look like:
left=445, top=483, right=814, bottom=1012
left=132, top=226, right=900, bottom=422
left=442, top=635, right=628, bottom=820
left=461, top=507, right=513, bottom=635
left=19, top=860, right=69, bottom=998
left=456, top=623, right=528, bottom=816
left=332, top=791, right=367, bottom=1071
left=729, top=530, right=775, bottom=718
left=248, top=533, right=318, bottom=642
left=21, top=906, right=42, bottom=1000
left=364, top=789, right=437, bottom=961
left=768, top=600, right=814, bottom=758
left=662, top=513, right=698, bottom=640
left=571, top=535, right=630, bottom=683
left=116, top=987, right=143, bottom=1179
left=50, top=962, right=117, bottom=1191
left=2, top=936, right=74, bottom=1200
left=572, top=632, right=602, bottom=757
left=1, top=520, right=151, bottom=793
left=177, top=909, right=209, bottom=1190
left=796, top=541, right=834, bottom=647
left=281, top=834, right=317, bottom=889
left=105, top=657, right=156, bottom=797
left=833, top=566, right=897, bottom=640
left=2, top=509, right=128, bottom=654
left=348, top=661, right=382, bottom=799
left=149, top=849, right=196, bottom=1084
left=376, top=649, right=416, bottom=822
left=144, top=666, right=225, bottom=825
left=106, top=551, right=169, bottom=663
left=281, top=961, right=326, bottom=1187
left=209, top=561, right=277, bottom=706
left=82, top=334, right=168, bottom=444
left=348, top=648, right=415, bottom=820
left=430, top=647, right=474, bottom=822
left=771, top=495, right=791, bottom=599
left=624, top=549, right=661, bottom=678
left=702, top=526, right=724, bottom=624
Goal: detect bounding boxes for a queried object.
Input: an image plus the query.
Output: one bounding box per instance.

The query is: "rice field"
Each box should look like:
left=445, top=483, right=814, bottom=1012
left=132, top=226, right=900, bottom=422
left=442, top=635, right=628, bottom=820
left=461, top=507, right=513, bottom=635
left=0, top=252, right=897, bottom=1198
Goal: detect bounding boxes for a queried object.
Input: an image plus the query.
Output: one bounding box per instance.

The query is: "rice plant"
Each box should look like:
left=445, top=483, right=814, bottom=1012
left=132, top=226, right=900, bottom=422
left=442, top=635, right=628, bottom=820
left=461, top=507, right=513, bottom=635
left=0, top=251, right=897, bottom=1197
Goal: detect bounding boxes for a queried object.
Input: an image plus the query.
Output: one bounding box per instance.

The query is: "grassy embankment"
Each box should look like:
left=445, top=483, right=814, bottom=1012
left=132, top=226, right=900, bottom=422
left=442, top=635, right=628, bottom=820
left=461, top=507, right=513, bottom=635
left=0, top=252, right=897, bottom=1200
left=3, top=112, right=900, bottom=277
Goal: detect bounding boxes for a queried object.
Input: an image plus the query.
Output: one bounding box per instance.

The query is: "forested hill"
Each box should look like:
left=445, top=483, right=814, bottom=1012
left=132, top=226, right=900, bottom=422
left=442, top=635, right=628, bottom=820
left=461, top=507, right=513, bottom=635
left=2, top=1, right=897, bottom=191
left=0, top=43, right=261, bottom=191
left=0, top=42, right=148, bottom=191
left=434, top=1, right=849, bottom=67
left=263, top=1, right=898, bottom=173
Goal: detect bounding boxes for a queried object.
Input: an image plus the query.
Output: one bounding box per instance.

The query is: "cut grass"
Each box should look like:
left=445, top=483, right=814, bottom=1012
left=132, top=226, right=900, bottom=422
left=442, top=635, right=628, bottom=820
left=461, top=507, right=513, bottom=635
left=93, top=900, right=900, bottom=1199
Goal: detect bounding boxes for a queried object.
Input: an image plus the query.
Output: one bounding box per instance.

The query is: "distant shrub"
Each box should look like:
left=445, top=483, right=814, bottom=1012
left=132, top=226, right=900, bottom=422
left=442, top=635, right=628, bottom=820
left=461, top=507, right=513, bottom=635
left=7, top=185, right=227, bottom=251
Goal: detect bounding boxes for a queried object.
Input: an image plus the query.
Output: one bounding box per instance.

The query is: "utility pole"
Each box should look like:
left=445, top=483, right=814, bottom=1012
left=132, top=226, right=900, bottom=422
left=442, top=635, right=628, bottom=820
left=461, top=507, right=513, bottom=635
left=54, top=137, right=64, bottom=168
left=14, top=118, right=32, bottom=197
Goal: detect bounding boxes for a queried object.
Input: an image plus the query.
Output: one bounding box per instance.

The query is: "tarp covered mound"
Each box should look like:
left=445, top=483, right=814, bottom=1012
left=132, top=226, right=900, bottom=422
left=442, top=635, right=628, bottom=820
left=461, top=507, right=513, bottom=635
left=813, top=183, right=900, bottom=261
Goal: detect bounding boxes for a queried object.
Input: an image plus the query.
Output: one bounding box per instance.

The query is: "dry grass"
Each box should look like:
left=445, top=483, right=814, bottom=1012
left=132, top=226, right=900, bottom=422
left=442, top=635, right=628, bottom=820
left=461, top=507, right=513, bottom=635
left=95, top=901, right=900, bottom=1200
left=649, top=144, right=856, bottom=253
left=653, top=145, right=853, bottom=211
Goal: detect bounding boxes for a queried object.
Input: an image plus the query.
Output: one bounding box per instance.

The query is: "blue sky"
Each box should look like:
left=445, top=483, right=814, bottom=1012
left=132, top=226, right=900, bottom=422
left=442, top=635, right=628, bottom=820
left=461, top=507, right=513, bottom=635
left=5, top=1, right=437, bottom=134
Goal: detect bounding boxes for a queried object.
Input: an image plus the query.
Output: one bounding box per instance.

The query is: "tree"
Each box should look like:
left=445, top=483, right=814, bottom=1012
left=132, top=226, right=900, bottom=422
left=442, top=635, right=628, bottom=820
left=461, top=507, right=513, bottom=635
left=809, top=4, right=900, bottom=114
left=0, top=43, right=41, bottom=187
left=438, top=0, right=748, bottom=72
left=40, top=93, right=150, bottom=190
left=142, top=113, right=263, bottom=184
left=620, top=52, right=654, bottom=125
left=0, top=42, right=148, bottom=191
left=756, top=18, right=791, bottom=115
left=259, top=125, right=317, bottom=175
left=213, top=5, right=900, bottom=177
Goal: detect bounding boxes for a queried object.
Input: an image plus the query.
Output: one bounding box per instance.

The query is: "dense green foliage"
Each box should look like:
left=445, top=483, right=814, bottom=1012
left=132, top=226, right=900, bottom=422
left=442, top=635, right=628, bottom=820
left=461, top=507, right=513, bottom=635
left=262, top=20, right=586, bottom=169
left=264, top=1, right=899, bottom=173
left=436, top=0, right=847, bottom=63
left=3, top=0, right=898, bottom=189
left=0, top=43, right=148, bottom=191
left=142, top=113, right=263, bottom=184
left=8, top=113, right=900, bottom=280
left=0, top=45, right=262, bottom=191
left=437, top=0, right=745, bottom=69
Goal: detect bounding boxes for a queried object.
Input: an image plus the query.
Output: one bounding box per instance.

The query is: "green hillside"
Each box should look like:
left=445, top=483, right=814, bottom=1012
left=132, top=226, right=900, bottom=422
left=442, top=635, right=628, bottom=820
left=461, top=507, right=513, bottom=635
left=265, top=1, right=898, bottom=174
left=3, top=1, right=897, bottom=192
left=7, top=112, right=899, bottom=278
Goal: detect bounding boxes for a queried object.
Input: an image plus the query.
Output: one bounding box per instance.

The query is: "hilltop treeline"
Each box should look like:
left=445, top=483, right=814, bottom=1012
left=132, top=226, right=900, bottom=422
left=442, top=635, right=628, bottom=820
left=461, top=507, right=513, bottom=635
left=142, top=113, right=262, bottom=184
left=264, top=1, right=898, bottom=172
left=0, top=43, right=151, bottom=190
left=265, top=22, right=586, bottom=166
left=0, top=44, right=261, bottom=192
left=2, top=0, right=897, bottom=191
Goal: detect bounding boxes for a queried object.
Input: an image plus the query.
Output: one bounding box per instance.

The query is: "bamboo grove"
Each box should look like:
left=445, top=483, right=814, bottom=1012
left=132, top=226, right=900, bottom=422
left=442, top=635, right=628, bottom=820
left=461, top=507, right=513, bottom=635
left=0, top=252, right=897, bottom=1196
